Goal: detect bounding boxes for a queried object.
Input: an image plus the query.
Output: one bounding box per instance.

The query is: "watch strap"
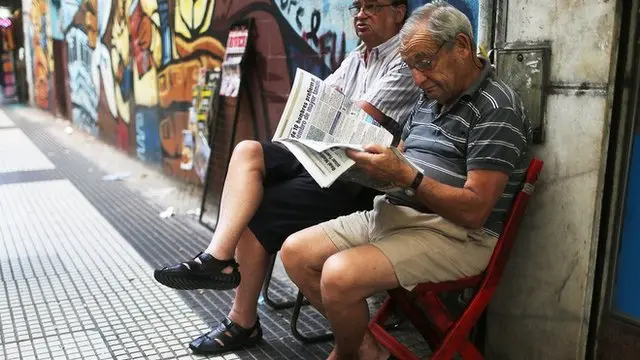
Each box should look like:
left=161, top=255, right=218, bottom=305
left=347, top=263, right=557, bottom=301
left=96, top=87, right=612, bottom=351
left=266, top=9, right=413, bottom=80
left=410, top=171, right=424, bottom=190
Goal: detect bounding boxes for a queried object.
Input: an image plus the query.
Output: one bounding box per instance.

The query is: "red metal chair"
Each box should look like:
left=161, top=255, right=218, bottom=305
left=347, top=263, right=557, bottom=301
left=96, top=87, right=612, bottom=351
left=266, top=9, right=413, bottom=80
left=369, top=157, right=544, bottom=360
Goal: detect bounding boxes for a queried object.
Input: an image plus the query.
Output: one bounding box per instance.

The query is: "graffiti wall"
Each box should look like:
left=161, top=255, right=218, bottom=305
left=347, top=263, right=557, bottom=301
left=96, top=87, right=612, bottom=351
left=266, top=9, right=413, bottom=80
left=61, top=0, right=99, bottom=135
left=156, top=0, right=224, bottom=175
left=50, top=0, right=64, bottom=40
left=28, top=0, right=54, bottom=110
left=23, top=0, right=481, bottom=181
left=92, top=0, right=134, bottom=153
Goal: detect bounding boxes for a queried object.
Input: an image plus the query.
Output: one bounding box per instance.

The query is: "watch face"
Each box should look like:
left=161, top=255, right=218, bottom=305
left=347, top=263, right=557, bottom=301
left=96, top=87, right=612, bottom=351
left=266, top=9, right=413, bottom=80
left=404, top=188, right=415, bottom=196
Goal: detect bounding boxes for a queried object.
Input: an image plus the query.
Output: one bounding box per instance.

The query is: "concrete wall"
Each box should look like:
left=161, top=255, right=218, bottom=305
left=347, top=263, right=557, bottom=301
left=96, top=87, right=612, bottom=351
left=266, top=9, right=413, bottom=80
left=486, top=0, right=618, bottom=358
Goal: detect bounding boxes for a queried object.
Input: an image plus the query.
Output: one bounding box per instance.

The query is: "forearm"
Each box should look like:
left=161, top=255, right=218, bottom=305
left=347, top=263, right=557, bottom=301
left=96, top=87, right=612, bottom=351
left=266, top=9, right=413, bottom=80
left=396, top=167, right=489, bottom=229
left=355, top=100, right=402, bottom=142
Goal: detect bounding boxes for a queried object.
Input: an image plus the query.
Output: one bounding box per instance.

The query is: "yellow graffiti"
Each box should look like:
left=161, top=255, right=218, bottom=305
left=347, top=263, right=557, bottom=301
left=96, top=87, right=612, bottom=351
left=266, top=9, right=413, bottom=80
left=174, top=0, right=214, bottom=40
left=30, top=0, right=53, bottom=109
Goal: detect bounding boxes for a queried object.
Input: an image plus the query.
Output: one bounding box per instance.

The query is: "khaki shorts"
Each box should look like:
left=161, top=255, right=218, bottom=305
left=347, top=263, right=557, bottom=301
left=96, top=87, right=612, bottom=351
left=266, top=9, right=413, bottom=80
left=320, top=195, right=498, bottom=290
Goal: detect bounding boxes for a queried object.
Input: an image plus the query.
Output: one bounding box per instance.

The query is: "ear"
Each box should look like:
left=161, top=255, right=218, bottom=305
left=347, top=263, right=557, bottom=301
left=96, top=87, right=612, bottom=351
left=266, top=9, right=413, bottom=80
left=394, top=5, right=406, bottom=24
left=455, top=33, right=474, bottom=58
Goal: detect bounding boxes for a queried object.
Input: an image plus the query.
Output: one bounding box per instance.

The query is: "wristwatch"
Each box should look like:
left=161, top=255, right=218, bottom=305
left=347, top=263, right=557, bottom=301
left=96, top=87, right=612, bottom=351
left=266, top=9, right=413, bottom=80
left=403, top=171, right=424, bottom=196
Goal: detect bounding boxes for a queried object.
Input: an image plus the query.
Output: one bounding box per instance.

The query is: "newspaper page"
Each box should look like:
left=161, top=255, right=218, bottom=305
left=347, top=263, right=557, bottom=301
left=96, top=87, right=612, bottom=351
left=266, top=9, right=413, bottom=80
left=273, top=69, right=418, bottom=190
left=220, top=26, right=249, bottom=97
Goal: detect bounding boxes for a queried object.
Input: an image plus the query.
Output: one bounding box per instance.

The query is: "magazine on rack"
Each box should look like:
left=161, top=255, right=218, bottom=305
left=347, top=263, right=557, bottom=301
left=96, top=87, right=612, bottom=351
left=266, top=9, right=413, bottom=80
left=272, top=69, right=421, bottom=192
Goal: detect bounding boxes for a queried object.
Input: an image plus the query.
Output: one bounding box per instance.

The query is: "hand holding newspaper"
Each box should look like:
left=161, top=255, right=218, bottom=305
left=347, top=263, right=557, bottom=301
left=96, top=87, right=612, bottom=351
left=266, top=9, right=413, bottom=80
left=272, top=69, right=421, bottom=192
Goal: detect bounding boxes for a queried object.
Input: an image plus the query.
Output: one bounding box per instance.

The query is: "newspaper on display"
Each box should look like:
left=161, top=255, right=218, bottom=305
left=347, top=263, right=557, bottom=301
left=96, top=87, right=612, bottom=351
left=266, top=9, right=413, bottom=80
left=220, top=26, right=249, bottom=97
left=273, top=69, right=421, bottom=192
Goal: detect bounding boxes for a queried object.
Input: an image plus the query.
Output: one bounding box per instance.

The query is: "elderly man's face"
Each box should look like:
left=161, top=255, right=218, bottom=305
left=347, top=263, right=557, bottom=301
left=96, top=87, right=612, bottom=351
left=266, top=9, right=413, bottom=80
left=350, top=0, right=404, bottom=48
left=401, top=31, right=473, bottom=104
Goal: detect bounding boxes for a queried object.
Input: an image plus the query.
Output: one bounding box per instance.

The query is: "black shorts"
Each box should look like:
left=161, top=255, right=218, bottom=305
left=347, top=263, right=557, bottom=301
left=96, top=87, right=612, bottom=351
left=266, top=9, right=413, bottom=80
left=248, top=142, right=380, bottom=254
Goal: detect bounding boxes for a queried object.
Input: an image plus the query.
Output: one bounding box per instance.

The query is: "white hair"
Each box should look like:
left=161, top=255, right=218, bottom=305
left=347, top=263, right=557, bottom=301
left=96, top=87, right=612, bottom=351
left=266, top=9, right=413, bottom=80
left=400, top=1, right=475, bottom=50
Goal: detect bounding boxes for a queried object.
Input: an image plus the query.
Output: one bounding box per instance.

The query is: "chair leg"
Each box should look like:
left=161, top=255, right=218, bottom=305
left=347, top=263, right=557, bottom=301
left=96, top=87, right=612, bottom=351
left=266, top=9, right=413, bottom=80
left=470, top=310, right=487, bottom=355
left=291, top=291, right=334, bottom=343
left=262, top=254, right=309, bottom=310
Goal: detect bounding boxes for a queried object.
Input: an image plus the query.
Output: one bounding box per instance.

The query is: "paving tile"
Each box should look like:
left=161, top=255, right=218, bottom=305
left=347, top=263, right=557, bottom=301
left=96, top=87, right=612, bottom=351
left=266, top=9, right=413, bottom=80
left=0, top=128, right=54, bottom=173
left=0, top=180, right=235, bottom=359
left=0, top=106, right=432, bottom=360
left=0, top=109, right=14, bottom=127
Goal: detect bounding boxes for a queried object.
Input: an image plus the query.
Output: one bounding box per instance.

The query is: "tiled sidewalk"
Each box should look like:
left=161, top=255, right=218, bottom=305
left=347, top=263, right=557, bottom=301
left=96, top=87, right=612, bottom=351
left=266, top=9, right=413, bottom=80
left=0, top=106, right=428, bottom=360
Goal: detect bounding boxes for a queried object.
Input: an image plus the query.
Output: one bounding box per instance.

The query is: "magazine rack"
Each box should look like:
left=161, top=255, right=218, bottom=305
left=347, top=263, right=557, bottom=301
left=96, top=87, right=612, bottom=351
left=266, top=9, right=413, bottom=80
left=198, top=18, right=260, bottom=231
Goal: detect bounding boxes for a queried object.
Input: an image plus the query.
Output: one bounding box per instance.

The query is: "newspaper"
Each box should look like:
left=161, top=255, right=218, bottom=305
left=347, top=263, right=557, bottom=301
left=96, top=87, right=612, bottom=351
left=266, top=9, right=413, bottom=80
left=273, top=69, right=421, bottom=191
left=220, top=27, right=249, bottom=97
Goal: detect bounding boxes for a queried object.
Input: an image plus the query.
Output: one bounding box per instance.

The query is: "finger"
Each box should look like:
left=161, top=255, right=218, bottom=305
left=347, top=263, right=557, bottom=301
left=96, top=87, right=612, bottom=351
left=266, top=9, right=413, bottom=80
left=346, top=149, right=368, bottom=162
left=363, top=143, right=386, bottom=154
left=345, top=149, right=359, bottom=158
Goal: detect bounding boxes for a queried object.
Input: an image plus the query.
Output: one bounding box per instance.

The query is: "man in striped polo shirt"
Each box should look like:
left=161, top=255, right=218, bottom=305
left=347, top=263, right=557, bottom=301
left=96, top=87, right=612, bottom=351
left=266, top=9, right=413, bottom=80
left=281, top=2, right=532, bottom=359
left=153, top=0, right=422, bottom=355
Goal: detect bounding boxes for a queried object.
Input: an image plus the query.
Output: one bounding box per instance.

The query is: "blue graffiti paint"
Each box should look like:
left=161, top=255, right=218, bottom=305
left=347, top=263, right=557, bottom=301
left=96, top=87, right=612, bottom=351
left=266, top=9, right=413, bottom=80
left=66, top=27, right=98, bottom=135
left=135, top=108, right=162, bottom=163
left=61, top=0, right=82, bottom=31
left=49, top=0, right=64, bottom=40
left=287, top=44, right=330, bottom=80
left=157, top=0, right=172, bottom=66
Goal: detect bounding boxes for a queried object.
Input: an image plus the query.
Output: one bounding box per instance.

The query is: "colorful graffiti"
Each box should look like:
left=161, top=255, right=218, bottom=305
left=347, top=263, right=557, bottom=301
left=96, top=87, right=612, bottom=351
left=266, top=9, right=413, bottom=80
left=1, top=25, right=17, bottom=99
left=125, top=0, right=161, bottom=162
left=62, top=0, right=99, bottom=135
left=23, top=0, right=481, bottom=182
left=154, top=0, right=224, bottom=175
left=93, top=0, right=134, bottom=152
left=276, top=0, right=351, bottom=73
left=50, top=0, right=64, bottom=40
left=30, top=0, right=54, bottom=110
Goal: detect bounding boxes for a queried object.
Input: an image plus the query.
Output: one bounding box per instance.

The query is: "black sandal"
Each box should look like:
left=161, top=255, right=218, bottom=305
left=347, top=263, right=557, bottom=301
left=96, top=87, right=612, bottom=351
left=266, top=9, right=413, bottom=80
left=189, top=317, right=263, bottom=355
left=153, top=252, right=241, bottom=290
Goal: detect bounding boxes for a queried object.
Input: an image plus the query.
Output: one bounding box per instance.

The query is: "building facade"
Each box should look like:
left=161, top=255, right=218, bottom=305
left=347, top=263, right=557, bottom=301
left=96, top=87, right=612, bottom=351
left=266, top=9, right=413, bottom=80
left=17, top=0, right=640, bottom=359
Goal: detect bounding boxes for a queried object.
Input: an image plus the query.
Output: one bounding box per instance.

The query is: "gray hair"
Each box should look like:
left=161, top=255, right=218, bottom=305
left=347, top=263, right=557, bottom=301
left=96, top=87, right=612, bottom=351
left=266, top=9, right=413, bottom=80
left=400, top=1, right=475, bottom=50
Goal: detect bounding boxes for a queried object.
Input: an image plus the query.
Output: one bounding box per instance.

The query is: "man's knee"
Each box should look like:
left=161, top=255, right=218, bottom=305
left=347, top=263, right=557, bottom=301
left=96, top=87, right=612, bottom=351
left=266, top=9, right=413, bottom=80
left=231, top=140, right=265, bottom=172
left=281, top=226, right=334, bottom=275
left=320, top=254, right=359, bottom=305
left=280, top=233, right=306, bottom=274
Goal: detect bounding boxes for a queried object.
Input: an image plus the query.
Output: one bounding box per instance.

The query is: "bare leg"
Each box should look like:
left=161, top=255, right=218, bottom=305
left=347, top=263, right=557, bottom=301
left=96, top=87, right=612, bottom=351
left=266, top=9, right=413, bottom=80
left=226, top=228, right=271, bottom=328
left=204, top=140, right=266, bottom=260
left=282, top=230, right=398, bottom=360
left=280, top=226, right=339, bottom=315
left=320, top=246, right=398, bottom=360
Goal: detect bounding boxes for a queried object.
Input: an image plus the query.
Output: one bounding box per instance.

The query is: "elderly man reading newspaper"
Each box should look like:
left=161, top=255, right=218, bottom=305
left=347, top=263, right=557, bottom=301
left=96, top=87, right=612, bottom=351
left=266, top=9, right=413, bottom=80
left=281, top=2, right=532, bottom=360
left=152, top=0, right=421, bottom=355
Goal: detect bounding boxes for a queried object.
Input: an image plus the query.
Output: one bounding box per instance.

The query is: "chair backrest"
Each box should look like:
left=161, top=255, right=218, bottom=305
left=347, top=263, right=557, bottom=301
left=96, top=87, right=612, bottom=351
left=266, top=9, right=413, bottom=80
left=481, top=157, right=544, bottom=290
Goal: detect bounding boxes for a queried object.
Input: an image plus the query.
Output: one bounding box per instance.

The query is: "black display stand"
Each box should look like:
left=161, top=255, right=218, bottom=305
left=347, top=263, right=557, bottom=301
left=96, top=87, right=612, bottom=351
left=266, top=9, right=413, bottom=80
left=198, top=18, right=259, bottom=231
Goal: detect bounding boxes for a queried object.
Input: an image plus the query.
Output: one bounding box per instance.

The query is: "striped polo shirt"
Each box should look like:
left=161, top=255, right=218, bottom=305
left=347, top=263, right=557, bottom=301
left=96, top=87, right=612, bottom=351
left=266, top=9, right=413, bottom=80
left=324, top=34, right=421, bottom=129
left=389, top=60, right=532, bottom=237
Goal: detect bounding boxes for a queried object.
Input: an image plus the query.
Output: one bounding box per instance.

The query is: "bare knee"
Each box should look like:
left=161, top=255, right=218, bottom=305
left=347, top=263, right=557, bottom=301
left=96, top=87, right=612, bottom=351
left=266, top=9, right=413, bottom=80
left=280, top=233, right=308, bottom=276
left=281, top=227, right=334, bottom=279
left=320, top=255, right=359, bottom=306
left=231, top=140, right=265, bottom=174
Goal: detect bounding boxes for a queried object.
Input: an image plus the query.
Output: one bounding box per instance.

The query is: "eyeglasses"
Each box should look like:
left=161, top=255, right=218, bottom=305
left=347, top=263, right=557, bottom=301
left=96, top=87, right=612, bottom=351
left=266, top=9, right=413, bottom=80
left=348, top=2, right=396, bottom=17
left=400, top=41, right=449, bottom=75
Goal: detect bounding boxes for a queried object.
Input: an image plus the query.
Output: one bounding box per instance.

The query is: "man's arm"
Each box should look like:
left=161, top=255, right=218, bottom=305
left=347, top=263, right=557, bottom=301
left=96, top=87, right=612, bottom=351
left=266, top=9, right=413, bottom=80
left=398, top=165, right=509, bottom=229
left=356, top=61, right=420, bottom=135
left=355, top=100, right=403, bottom=137
left=347, top=107, right=529, bottom=229
left=347, top=144, right=508, bottom=229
